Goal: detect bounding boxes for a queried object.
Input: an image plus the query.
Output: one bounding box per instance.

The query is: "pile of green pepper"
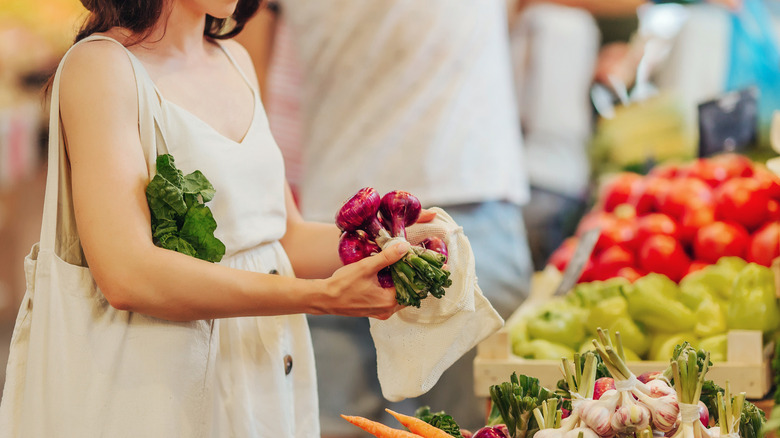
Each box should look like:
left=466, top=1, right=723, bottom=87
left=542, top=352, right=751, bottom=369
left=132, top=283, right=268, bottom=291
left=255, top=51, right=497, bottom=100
left=510, top=257, right=779, bottom=363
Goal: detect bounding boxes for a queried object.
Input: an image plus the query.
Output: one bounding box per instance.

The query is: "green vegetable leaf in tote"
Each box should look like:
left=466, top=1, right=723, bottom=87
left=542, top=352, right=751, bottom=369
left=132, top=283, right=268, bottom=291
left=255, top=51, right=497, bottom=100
left=145, top=154, right=225, bottom=262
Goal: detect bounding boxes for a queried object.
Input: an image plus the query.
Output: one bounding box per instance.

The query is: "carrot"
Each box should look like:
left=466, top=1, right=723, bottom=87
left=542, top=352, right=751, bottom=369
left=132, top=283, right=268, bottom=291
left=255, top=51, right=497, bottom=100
left=340, top=414, right=424, bottom=438
left=385, top=409, right=455, bottom=438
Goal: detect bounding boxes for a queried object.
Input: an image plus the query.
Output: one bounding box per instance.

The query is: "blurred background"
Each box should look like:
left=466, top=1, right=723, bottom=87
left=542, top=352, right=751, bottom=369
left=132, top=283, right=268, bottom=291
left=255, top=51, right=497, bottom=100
left=0, top=0, right=779, bottom=391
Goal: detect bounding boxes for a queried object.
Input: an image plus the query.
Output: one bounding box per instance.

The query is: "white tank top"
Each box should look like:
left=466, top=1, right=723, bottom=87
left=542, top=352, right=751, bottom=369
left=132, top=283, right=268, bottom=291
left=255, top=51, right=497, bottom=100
left=147, top=45, right=288, bottom=257
left=279, top=0, right=530, bottom=222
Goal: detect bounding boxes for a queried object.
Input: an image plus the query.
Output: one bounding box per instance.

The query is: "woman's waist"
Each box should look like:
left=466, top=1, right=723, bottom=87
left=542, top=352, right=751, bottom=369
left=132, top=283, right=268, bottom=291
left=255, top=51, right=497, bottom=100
left=219, top=240, right=294, bottom=277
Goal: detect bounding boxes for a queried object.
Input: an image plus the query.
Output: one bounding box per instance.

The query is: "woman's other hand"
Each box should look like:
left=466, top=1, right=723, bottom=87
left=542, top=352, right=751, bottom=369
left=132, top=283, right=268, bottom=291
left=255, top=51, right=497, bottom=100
left=318, top=241, right=409, bottom=320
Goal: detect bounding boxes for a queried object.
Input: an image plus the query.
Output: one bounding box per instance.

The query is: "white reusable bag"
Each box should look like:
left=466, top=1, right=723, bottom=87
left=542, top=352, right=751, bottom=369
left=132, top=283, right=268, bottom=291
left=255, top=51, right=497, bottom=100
left=369, top=207, right=504, bottom=402
left=0, top=36, right=218, bottom=437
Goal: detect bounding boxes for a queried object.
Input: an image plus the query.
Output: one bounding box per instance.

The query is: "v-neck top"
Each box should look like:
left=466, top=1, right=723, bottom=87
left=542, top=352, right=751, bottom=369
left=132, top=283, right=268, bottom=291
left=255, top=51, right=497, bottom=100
left=131, top=40, right=289, bottom=258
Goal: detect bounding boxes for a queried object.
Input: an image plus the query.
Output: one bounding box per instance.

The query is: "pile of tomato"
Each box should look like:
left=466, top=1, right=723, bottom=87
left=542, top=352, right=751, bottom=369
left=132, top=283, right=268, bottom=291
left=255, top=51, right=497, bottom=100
left=549, top=153, right=780, bottom=283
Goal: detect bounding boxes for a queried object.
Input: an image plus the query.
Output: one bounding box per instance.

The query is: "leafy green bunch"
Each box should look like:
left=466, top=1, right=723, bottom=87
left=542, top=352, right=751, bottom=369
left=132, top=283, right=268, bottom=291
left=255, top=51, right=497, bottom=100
left=488, top=373, right=560, bottom=438
left=413, top=406, right=463, bottom=438
left=145, top=154, right=225, bottom=262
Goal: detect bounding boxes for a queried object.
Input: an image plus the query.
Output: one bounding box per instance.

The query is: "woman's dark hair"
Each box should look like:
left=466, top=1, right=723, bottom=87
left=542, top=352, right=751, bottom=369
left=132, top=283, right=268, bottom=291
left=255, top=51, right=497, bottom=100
left=74, top=0, right=263, bottom=43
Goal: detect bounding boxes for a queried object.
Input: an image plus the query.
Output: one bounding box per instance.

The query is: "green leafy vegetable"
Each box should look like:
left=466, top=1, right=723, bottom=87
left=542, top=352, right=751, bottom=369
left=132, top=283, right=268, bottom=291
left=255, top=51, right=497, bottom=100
left=739, top=399, right=766, bottom=438
left=413, top=406, right=462, bottom=438
left=487, top=372, right=559, bottom=438
left=146, top=154, right=225, bottom=262
left=699, top=379, right=725, bottom=424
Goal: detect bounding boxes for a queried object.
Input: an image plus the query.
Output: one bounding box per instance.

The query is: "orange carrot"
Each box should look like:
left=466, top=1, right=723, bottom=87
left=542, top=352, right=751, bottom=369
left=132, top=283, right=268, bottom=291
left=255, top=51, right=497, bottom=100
left=385, top=409, right=455, bottom=438
left=340, top=414, right=424, bottom=438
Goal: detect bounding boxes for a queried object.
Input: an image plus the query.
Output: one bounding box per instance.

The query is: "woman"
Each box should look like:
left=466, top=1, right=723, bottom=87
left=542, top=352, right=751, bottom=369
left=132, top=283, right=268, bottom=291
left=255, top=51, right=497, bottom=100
left=0, top=0, right=422, bottom=436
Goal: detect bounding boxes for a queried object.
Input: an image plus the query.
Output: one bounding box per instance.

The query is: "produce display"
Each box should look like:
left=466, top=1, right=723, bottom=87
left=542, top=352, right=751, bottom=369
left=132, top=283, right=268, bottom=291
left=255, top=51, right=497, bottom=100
left=548, top=153, right=780, bottom=283
left=509, top=258, right=778, bottom=362
left=339, top=337, right=767, bottom=438
left=336, top=187, right=452, bottom=307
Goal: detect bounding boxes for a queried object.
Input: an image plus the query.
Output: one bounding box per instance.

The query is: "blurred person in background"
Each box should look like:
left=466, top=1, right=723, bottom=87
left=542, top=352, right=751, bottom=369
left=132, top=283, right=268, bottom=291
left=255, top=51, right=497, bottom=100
left=239, top=1, right=533, bottom=434
left=655, top=0, right=780, bottom=150
left=507, top=0, right=643, bottom=270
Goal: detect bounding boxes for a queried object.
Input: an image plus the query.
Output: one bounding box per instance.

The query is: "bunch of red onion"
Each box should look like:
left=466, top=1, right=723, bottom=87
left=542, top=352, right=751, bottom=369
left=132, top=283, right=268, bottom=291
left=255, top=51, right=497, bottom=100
left=336, top=187, right=452, bottom=308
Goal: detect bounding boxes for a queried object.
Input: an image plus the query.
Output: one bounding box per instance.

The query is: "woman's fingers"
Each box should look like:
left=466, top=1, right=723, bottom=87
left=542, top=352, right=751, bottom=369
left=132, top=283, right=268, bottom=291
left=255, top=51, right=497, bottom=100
left=417, top=209, right=437, bottom=223
left=364, top=241, right=409, bottom=271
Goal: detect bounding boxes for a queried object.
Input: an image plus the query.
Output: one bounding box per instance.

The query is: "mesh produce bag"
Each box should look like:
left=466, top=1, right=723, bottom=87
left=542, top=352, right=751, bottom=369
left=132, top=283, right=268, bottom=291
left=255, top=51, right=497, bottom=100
left=369, top=207, right=504, bottom=402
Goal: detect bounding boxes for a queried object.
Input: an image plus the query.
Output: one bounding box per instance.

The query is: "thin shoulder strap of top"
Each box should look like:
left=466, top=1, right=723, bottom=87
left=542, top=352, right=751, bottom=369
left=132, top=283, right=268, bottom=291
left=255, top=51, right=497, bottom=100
left=214, top=41, right=259, bottom=98
left=39, top=35, right=162, bottom=252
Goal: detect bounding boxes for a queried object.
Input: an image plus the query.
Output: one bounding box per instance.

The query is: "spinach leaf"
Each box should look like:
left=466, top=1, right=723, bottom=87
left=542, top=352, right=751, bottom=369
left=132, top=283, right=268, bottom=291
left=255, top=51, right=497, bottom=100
left=145, top=154, right=225, bottom=263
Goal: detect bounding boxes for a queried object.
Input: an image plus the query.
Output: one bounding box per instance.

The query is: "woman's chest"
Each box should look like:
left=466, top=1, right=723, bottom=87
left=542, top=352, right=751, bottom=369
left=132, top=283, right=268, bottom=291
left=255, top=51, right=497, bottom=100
left=142, top=56, right=256, bottom=145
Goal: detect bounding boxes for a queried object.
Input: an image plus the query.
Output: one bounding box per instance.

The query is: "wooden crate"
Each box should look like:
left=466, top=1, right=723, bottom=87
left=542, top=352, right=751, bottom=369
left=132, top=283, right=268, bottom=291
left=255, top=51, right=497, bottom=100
left=474, top=261, right=780, bottom=400
left=474, top=329, right=773, bottom=399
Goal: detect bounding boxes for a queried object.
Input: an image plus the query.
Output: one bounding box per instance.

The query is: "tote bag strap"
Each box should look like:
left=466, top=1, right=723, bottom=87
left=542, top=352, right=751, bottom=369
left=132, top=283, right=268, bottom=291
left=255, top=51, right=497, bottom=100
left=39, top=35, right=165, bottom=253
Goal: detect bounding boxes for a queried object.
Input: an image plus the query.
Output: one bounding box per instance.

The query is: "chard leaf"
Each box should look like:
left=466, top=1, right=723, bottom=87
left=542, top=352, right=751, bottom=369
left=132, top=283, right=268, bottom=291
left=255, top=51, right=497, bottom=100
left=158, top=234, right=198, bottom=258
left=180, top=204, right=225, bottom=262
left=146, top=153, right=225, bottom=263
left=155, top=154, right=184, bottom=189
left=183, top=170, right=216, bottom=202
left=152, top=218, right=179, bottom=241
left=146, top=175, right=187, bottom=220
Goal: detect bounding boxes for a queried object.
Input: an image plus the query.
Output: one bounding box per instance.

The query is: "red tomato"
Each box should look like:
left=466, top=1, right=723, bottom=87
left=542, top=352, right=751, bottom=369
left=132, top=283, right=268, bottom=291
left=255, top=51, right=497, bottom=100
left=638, top=234, right=691, bottom=282
left=693, top=221, right=750, bottom=263
left=752, top=166, right=780, bottom=200
left=657, top=178, right=714, bottom=220
left=629, top=176, right=670, bottom=215
left=548, top=237, right=578, bottom=272
left=678, top=204, right=716, bottom=244
left=635, top=213, right=678, bottom=245
left=685, top=261, right=710, bottom=276
left=747, top=222, right=780, bottom=267
left=578, top=259, right=598, bottom=283
left=708, top=153, right=754, bottom=178
left=601, top=172, right=644, bottom=212
left=613, top=204, right=638, bottom=221
left=594, top=245, right=636, bottom=277
left=576, top=211, right=616, bottom=237
left=615, top=266, right=644, bottom=283
left=678, top=158, right=730, bottom=188
left=769, top=200, right=780, bottom=221
left=714, top=177, right=771, bottom=231
left=649, top=162, right=682, bottom=179
left=597, top=218, right=638, bottom=253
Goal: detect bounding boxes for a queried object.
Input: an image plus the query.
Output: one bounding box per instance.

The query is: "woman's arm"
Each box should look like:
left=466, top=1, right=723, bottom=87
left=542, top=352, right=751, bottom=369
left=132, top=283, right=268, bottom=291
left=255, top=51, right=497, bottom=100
left=279, top=183, right=345, bottom=279
left=59, top=40, right=404, bottom=322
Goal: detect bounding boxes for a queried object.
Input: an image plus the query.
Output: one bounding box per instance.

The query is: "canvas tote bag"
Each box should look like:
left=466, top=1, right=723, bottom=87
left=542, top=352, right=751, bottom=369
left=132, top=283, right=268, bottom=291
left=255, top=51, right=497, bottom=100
left=0, top=36, right=217, bottom=437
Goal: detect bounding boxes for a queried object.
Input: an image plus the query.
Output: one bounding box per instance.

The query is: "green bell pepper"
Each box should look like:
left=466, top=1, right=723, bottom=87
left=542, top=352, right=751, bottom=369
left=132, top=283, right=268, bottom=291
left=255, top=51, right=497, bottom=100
left=571, top=277, right=629, bottom=308
left=508, top=319, right=529, bottom=354
left=585, top=295, right=629, bottom=334
left=727, top=263, right=780, bottom=334
left=527, top=306, right=586, bottom=350
left=633, top=273, right=678, bottom=299
left=681, top=259, right=744, bottom=302
left=678, top=276, right=717, bottom=310
left=625, top=274, right=696, bottom=333
left=693, top=298, right=728, bottom=338
left=649, top=332, right=698, bottom=362
left=514, top=339, right=576, bottom=360
left=698, top=334, right=728, bottom=363
left=609, top=316, right=650, bottom=357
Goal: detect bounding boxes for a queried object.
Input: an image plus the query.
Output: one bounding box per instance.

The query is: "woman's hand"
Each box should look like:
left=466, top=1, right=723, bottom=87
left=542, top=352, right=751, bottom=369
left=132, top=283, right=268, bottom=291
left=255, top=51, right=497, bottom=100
left=319, top=241, right=410, bottom=319
left=417, top=208, right=437, bottom=224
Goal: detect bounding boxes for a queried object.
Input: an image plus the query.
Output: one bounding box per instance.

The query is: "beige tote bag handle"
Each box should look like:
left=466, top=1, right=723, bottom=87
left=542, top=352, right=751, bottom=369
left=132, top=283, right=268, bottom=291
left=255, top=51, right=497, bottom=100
left=39, top=35, right=165, bottom=256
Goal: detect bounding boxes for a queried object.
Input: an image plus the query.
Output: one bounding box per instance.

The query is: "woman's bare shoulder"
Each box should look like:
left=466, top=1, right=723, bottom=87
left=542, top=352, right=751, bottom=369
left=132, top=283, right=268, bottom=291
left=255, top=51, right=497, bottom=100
left=58, top=34, right=137, bottom=110
left=220, top=38, right=261, bottom=89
